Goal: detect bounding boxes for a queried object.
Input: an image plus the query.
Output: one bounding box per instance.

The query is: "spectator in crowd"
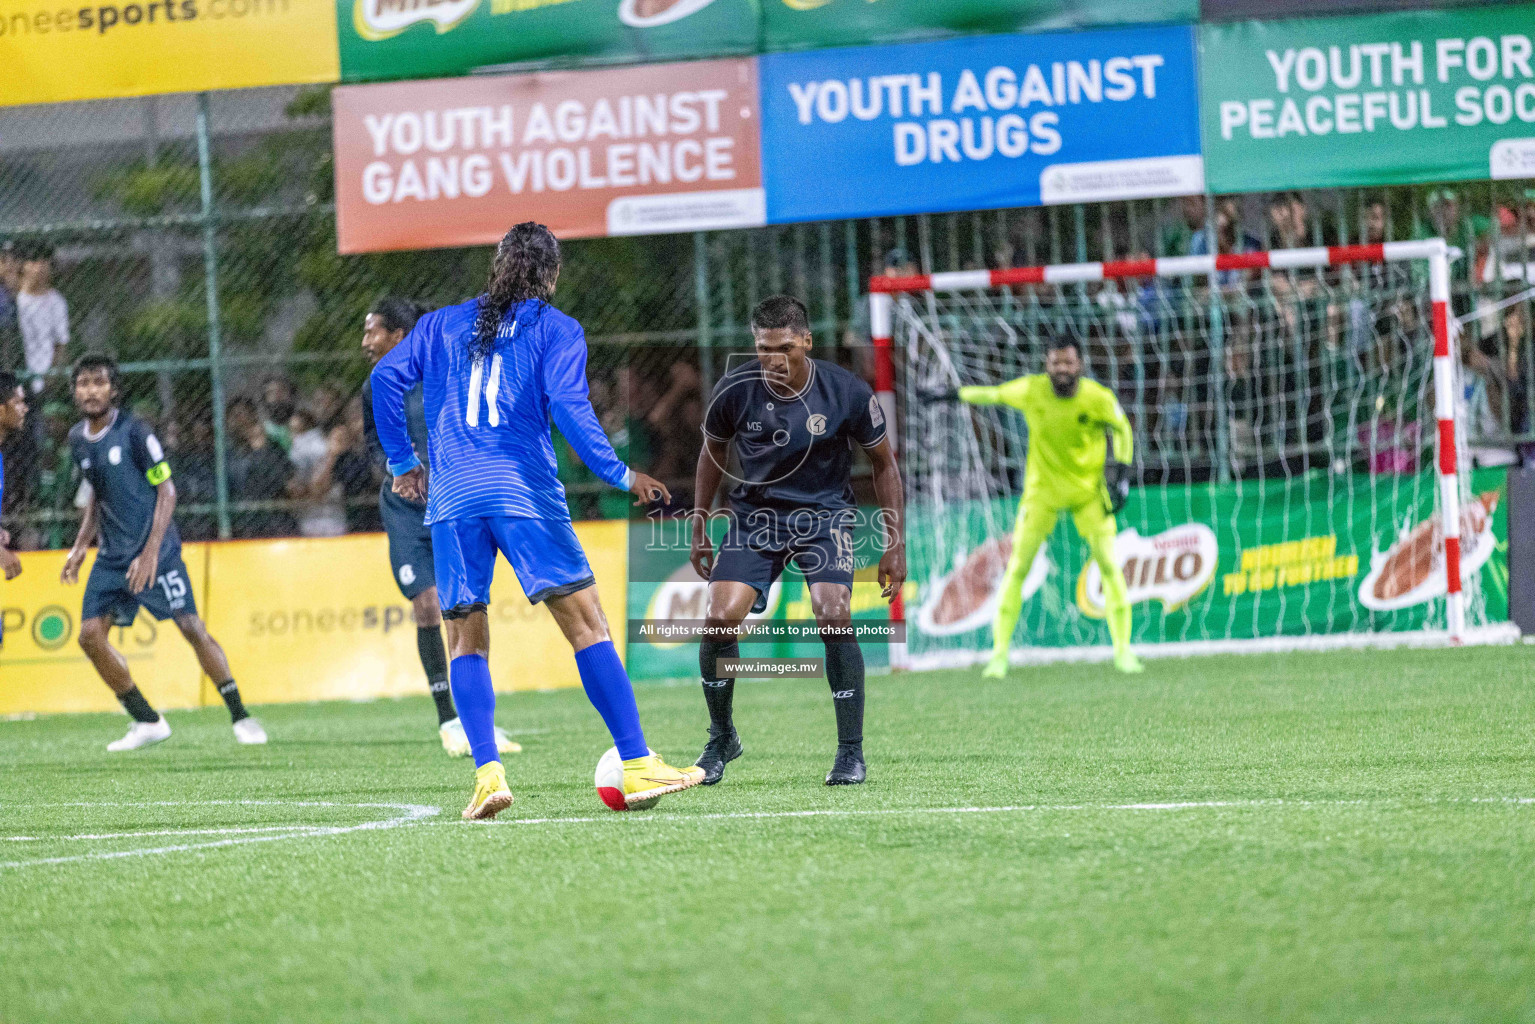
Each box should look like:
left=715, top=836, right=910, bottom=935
left=0, top=241, right=20, bottom=369
left=1502, top=303, right=1532, bottom=436
left=1362, top=197, right=1389, bottom=246
left=285, top=404, right=351, bottom=538
left=168, top=411, right=219, bottom=540
left=1462, top=329, right=1516, bottom=468
left=309, top=383, right=346, bottom=430
left=1267, top=192, right=1310, bottom=249
left=260, top=374, right=296, bottom=452
left=15, top=241, right=69, bottom=394
left=333, top=395, right=380, bottom=533
left=1161, top=195, right=1208, bottom=257
left=225, top=396, right=295, bottom=538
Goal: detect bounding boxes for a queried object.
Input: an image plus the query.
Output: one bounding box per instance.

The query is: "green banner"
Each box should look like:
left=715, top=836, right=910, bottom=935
left=340, top=0, right=757, bottom=83
left=763, top=0, right=1195, bottom=52
left=906, top=469, right=1508, bottom=661
left=1201, top=5, right=1535, bottom=192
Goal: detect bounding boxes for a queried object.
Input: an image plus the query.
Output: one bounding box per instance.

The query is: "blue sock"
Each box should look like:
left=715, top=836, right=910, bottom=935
left=574, top=641, right=647, bottom=760
left=449, top=654, right=499, bottom=768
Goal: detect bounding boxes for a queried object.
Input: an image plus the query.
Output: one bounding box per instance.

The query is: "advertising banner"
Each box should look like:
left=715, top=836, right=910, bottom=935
left=0, top=545, right=210, bottom=716
left=0, top=526, right=623, bottom=716
left=763, top=0, right=1197, bottom=53
left=0, top=0, right=338, bottom=106
left=1201, top=6, right=1535, bottom=192
left=332, top=57, right=764, bottom=253
left=907, top=470, right=1509, bottom=664
left=758, top=26, right=1204, bottom=224
left=339, top=0, right=756, bottom=84
left=1202, top=0, right=1523, bottom=22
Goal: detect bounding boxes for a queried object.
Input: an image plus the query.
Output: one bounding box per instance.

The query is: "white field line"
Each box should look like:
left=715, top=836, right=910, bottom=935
left=463, top=796, right=1535, bottom=829
left=6, top=824, right=329, bottom=842
left=0, top=800, right=440, bottom=869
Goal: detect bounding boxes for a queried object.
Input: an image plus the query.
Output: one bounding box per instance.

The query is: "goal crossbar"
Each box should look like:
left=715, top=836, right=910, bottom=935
left=868, top=239, right=1472, bottom=659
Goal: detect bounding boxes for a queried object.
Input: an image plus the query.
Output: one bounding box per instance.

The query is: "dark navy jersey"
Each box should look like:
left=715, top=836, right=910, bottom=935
left=361, top=377, right=429, bottom=507
left=69, top=409, right=179, bottom=568
left=703, top=358, right=886, bottom=515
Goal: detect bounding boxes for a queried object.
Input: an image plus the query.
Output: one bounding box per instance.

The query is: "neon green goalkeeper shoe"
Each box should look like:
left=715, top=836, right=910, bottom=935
left=1114, top=651, right=1145, bottom=674
left=982, top=652, right=1009, bottom=679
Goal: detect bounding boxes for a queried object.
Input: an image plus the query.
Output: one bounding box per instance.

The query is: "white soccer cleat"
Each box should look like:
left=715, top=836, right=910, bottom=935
left=494, top=726, right=523, bottom=755
left=107, top=717, right=171, bottom=752
left=233, top=717, right=268, bottom=745
left=440, top=718, right=472, bottom=758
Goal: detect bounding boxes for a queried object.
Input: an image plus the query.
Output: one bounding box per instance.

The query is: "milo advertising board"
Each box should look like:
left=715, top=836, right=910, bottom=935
left=907, top=469, right=1508, bottom=664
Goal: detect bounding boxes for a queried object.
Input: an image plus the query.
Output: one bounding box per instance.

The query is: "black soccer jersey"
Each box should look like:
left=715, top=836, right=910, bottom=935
left=361, top=377, right=430, bottom=504
left=69, top=409, right=179, bottom=569
left=703, top=357, right=887, bottom=515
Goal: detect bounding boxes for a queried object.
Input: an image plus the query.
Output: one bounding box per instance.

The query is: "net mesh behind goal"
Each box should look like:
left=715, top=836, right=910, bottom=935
left=875, top=244, right=1502, bottom=668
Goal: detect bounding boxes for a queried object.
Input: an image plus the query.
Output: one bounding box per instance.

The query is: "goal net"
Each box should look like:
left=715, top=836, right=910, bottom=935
left=870, top=241, right=1512, bottom=670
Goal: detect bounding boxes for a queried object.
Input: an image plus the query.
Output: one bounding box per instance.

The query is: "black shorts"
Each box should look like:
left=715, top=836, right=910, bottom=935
left=381, top=486, right=435, bottom=601
left=82, top=545, right=197, bottom=627
left=710, top=509, right=857, bottom=607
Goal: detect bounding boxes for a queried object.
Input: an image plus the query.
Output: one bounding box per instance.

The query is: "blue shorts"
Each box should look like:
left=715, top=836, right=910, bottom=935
left=432, top=516, right=595, bottom=617
left=82, top=546, right=197, bottom=627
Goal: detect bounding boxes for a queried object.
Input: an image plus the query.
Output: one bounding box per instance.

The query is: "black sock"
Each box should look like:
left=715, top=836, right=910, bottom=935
left=418, top=626, right=456, bottom=725
left=699, top=636, right=739, bottom=736
left=824, top=642, right=865, bottom=747
left=216, top=679, right=249, bottom=723
left=118, top=686, right=160, bottom=724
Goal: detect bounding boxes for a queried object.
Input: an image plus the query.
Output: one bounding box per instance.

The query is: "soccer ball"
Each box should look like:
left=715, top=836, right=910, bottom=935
left=595, top=746, right=662, bottom=812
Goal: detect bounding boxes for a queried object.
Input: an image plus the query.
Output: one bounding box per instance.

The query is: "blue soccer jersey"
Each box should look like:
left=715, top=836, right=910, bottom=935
left=370, top=297, right=633, bottom=526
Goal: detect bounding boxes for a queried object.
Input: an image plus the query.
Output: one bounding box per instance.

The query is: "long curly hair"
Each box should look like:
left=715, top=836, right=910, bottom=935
left=470, top=222, right=561, bottom=360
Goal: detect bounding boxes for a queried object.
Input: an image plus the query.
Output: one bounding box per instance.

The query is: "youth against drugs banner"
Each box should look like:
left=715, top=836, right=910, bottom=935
left=758, top=25, right=1204, bottom=224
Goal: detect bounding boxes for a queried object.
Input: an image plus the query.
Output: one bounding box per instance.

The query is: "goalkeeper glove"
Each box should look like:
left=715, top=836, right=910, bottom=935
left=1104, top=459, right=1132, bottom=514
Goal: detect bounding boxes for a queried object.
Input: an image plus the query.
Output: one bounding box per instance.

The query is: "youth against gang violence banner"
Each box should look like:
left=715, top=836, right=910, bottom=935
left=757, top=25, right=1204, bottom=224
left=0, top=0, right=338, bottom=105
left=331, top=58, right=764, bottom=252
left=1201, top=5, right=1535, bottom=192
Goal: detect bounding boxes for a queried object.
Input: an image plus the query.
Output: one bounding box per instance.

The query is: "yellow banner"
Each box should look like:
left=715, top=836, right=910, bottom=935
left=0, top=0, right=339, bottom=106
left=0, top=523, right=626, bottom=716
left=0, top=545, right=210, bottom=716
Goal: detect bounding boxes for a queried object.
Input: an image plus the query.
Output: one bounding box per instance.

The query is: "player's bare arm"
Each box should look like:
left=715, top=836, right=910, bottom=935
left=61, top=493, right=99, bottom=585
left=865, top=436, right=906, bottom=601
left=126, top=477, right=176, bottom=594
left=689, top=434, right=731, bottom=579
left=0, top=543, right=19, bottom=580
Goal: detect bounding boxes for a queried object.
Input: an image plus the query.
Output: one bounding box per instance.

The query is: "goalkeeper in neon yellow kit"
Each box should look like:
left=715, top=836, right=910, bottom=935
left=957, top=335, right=1143, bottom=677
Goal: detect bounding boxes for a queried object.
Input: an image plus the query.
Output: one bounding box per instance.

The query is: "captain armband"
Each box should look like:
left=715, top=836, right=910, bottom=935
left=145, top=462, right=172, bottom=486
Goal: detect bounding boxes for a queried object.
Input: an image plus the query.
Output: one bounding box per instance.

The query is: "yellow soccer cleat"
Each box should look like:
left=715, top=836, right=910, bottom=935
left=1114, top=651, right=1145, bottom=675
left=605, top=754, right=704, bottom=811
left=461, top=761, right=515, bottom=821
left=982, top=651, right=1009, bottom=679
left=440, top=718, right=472, bottom=758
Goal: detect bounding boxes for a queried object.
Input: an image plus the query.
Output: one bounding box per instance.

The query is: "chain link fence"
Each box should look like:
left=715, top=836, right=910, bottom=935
left=1, top=84, right=1532, bottom=549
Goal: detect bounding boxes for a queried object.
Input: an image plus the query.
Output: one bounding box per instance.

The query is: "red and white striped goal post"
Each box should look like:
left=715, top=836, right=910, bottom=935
left=867, top=238, right=1467, bottom=643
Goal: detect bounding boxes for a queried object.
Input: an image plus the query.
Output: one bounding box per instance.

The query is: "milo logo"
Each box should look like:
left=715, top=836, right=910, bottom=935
left=1076, top=524, right=1218, bottom=619
left=642, top=563, right=780, bottom=650
left=353, top=0, right=479, bottom=41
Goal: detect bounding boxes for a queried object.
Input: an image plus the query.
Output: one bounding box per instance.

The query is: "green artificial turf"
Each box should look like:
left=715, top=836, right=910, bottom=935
left=2, top=646, right=1533, bottom=1023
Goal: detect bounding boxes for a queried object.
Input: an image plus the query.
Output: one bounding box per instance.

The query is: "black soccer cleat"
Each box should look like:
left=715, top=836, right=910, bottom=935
left=824, top=743, right=866, bottom=786
left=694, top=728, right=743, bottom=786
